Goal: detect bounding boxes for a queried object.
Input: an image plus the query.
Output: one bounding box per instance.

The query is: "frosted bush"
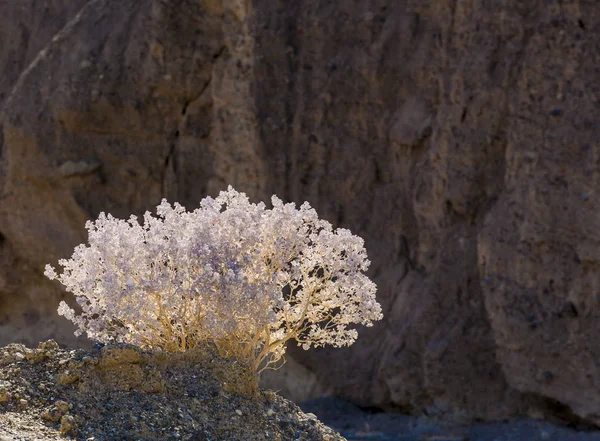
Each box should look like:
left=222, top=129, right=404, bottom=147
left=45, top=187, right=382, bottom=372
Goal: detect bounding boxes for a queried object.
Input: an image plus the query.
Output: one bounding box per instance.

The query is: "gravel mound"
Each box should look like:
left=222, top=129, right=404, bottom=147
left=0, top=341, right=345, bottom=441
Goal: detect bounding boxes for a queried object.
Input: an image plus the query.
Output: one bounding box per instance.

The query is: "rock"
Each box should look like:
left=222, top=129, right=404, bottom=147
left=41, top=406, right=63, bottom=423
left=57, top=371, right=80, bottom=385
left=92, top=345, right=165, bottom=393
left=25, top=348, right=51, bottom=364
left=0, top=0, right=598, bottom=427
left=37, top=340, right=59, bottom=351
left=57, top=159, right=102, bottom=177
left=253, top=0, right=600, bottom=426
left=0, top=388, right=11, bottom=404
left=59, top=414, right=77, bottom=436
left=55, top=400, right=70, bottom=413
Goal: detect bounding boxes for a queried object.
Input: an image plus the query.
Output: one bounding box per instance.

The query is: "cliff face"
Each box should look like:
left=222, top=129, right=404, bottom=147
left=1, top=0, right=599, bottom=424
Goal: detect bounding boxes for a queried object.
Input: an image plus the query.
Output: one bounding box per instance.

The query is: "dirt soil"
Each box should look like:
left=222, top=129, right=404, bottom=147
left=0, top=341, right=344, bottom=441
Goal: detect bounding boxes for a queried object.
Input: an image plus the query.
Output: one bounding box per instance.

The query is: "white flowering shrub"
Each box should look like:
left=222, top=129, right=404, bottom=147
left=45, top=187, right=382, bottom=373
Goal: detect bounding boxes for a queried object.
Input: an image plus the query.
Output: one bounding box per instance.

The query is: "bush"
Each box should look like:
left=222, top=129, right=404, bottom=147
left=45, top=187, right=382, bottom=373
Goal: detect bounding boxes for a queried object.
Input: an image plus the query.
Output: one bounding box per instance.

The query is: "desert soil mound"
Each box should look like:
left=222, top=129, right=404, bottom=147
left=0, top=341, right=344, bottom=441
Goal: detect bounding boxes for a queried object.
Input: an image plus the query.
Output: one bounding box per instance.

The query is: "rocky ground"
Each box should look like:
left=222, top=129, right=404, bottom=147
left=0, top=341, right=343, bottom=441
left=301, top=397, right=600, bottom=441
left=3, top=340, right=600, bottom=441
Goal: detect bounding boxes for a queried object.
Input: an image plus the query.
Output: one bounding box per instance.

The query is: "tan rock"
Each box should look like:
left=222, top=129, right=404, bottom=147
left=59, top=414, right=77, bottom=436
left=57, top=371, right=80, bottom=385
left=55, top=400, right=70, bottom=413
left=0, top=388, right=11, bottom=404
left=41, top=406, right=63, bottom=423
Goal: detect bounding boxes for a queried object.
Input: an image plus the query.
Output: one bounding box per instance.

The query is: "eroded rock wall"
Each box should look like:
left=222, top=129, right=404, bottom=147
left=0, top=0, right=254, bottom=345
left=0, top=0, right=599, bottom=424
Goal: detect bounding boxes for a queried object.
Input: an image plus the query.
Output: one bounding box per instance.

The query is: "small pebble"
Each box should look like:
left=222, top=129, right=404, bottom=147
left=235, top=409, right=243, bottom=416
